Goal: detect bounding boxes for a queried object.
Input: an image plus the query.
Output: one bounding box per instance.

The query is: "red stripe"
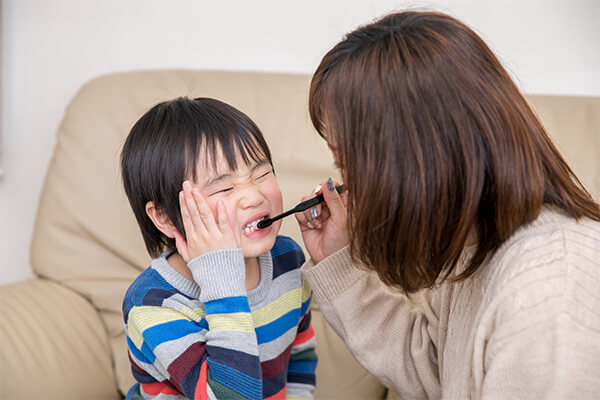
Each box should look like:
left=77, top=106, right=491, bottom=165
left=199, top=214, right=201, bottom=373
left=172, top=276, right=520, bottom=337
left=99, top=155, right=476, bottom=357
left=167, top=341, right=206, bottom=387
left=264, top=386, right=286, bottom=400
left=141, top=382, right=180, bottom=396
left=293, top=324, right=315, bottom=346
left=195, top=361, right=209, bottom=400
left=261, top=344, right=292, bottom=379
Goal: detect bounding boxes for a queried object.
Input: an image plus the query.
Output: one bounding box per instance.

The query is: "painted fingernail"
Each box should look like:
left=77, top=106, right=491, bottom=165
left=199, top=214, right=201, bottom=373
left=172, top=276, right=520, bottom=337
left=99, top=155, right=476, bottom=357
left=327, top=177, right=335, bottom=191
left=310, top=206, right=319, bottom=219
left=314, top=184, right=322, bottom=194
left=306, top=221, right=315, bottom=229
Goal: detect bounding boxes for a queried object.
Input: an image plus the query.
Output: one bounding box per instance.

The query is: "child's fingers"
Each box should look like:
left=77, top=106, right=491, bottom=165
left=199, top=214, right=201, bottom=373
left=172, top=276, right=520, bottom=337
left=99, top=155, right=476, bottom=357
left=179, top=190, right=194, bottom=235
left=182, top=181, right=203, bottom=233
left=191, top=187, right=219, bottom=233
left=216, top=200, right=230, bottom=231
left=217, top=200, right=238, bottom=246
left=173, top=229, right=190, bottom=262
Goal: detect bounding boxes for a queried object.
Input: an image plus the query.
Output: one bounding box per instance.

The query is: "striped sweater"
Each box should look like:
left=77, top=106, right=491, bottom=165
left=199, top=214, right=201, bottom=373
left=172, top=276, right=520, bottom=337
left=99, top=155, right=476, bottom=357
left=123, top=235, right=317, bottom=399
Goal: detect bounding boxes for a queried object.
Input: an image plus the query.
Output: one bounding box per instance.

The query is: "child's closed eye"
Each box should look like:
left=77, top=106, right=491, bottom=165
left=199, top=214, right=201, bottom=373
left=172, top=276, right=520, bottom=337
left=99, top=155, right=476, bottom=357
left=211, top=187, right=233, bottom=196
left=256, top=171, right=272, bottom=180
left=254, top=168, right=273, bottom=182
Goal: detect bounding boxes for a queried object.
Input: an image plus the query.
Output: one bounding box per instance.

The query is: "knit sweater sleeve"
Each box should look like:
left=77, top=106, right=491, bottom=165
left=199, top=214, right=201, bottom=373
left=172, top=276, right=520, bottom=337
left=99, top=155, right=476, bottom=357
left=301, top=246, right=442, bottom=399
left=126, top=249, right=262, bottom=400
left=286, top=278, right=317, bottom=399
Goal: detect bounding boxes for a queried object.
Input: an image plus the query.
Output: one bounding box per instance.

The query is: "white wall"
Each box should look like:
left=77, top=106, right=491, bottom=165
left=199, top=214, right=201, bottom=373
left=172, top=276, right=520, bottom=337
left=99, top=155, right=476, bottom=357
left=1, top=0, right=599, bottom=285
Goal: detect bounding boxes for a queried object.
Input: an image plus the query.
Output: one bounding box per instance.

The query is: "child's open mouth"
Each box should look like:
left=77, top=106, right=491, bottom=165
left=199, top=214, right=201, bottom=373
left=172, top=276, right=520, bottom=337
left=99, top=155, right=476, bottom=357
left=242, top=216, right=267, bottom=234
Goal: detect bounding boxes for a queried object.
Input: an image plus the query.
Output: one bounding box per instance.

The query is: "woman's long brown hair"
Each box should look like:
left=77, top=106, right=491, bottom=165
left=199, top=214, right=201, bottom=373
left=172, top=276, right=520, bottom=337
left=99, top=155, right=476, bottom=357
left=309, top=11, right=600, bottom=293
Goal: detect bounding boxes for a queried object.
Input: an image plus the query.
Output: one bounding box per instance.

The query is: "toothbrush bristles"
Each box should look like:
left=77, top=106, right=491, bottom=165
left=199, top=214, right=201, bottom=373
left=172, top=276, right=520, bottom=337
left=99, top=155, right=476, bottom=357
left=257, top=219, right=272, bottom=229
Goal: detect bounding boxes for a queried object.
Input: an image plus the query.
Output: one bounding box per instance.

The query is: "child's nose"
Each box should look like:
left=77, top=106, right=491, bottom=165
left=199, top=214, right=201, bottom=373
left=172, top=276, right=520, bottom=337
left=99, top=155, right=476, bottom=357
left=238, top=186, right=263, bottom=209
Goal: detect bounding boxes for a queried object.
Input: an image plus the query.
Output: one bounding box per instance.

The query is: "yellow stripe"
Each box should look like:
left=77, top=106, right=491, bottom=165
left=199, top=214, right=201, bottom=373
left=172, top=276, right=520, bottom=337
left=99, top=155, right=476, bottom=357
left=178, top=305, right=205, bottom=322
left=301, top=279, right=312, bottom=303
left=252, top=288, right=302, bottom=327
left=127, top=306, right=189, bottom=349
left=287, top=395, right=309, bottom=400
left=206, top=312, right=254, bottom=333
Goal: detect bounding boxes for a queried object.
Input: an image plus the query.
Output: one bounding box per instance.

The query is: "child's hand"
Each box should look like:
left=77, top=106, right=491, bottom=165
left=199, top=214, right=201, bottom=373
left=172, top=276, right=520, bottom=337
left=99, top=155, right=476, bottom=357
left=174, top=180, right=240, bottom=262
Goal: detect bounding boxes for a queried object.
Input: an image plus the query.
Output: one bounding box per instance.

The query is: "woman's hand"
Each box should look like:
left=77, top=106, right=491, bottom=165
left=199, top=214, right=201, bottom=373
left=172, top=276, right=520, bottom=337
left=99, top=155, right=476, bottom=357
left=296, top=177, right=349, bottom=264
left=173, top=180, right=240, bottom=262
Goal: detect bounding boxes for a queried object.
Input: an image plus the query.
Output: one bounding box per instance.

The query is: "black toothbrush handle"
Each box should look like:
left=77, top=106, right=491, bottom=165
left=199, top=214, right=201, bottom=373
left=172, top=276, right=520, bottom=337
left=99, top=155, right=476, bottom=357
left=257, top=184, right=345, bottom=229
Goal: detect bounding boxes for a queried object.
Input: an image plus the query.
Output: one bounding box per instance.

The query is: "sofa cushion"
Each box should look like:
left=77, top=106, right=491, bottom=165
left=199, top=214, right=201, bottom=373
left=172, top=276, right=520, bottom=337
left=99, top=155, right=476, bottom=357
left=0, top=279, right=120, bottom=399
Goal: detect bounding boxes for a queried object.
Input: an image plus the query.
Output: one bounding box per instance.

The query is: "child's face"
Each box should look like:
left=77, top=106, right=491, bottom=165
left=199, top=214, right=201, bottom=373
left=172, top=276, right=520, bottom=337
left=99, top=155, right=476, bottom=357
left=193, top=146, right=283, bottom=260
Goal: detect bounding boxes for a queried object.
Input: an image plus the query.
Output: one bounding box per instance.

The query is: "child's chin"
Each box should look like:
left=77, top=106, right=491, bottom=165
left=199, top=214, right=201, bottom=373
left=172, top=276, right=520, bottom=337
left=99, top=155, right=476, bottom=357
left=242, top=234, right=277, bottom=258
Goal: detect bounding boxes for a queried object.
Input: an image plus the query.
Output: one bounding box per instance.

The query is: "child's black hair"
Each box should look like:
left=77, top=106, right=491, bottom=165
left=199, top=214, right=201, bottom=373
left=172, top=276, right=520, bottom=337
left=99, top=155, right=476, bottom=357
left=121, top=97, right=273, bottom=257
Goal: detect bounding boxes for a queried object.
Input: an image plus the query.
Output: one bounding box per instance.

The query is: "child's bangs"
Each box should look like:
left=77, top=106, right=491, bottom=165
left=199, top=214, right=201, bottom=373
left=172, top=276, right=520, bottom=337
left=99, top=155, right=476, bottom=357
left=208, top=130, right=269, bottom=172
left=185, top=128, right=271, bottom=180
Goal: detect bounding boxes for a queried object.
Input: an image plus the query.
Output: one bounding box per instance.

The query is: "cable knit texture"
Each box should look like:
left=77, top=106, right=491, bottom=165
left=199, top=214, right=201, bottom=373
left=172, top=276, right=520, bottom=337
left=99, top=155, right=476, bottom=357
left=302, top=207, right=600, bottom=399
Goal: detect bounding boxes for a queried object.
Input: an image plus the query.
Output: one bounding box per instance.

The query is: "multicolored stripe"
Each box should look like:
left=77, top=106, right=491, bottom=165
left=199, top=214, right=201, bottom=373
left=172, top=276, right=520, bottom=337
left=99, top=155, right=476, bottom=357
left=123, top=235, right=316, bottom=399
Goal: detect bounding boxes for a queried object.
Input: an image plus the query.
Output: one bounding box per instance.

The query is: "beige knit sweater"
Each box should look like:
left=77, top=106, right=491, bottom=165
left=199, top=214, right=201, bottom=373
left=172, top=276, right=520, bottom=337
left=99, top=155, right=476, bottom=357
left=302, top=208, right=600, bottom=399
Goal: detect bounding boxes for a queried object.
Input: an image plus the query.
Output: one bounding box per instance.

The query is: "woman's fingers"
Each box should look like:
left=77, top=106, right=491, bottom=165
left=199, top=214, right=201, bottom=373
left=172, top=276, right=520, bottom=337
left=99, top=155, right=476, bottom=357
left=296, top=194, right=318, bottom=230
left=322, top=177, right=346, bottom=221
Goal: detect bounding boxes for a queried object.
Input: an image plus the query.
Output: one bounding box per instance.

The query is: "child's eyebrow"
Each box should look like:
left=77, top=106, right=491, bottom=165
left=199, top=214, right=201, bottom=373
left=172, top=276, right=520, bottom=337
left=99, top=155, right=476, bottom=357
left=205, top=159, right=271, bottom=186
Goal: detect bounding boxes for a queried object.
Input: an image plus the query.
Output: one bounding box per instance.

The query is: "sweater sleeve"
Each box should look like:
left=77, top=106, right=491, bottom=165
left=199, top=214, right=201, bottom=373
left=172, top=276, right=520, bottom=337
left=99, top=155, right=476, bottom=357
left=126, top=249, right=263, bottom=400
left=301, top=246, right=442, bottom=399
left=286, top=279, right=317, bottom=399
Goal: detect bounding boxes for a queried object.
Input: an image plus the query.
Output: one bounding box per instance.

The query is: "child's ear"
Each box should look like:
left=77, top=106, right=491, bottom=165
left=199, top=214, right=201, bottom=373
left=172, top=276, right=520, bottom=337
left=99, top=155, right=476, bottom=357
left=145, top=201, right=179, bottom=239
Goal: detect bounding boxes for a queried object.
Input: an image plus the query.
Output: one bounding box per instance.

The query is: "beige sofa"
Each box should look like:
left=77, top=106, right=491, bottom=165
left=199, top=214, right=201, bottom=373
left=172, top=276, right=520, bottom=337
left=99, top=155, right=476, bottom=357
left=0, top=70, right=598, bottom=399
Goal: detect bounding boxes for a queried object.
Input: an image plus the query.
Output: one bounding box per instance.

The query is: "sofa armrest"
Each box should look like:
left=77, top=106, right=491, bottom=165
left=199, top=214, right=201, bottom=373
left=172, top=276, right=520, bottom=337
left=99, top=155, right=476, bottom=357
left=0, top=278, right=120, bottom=399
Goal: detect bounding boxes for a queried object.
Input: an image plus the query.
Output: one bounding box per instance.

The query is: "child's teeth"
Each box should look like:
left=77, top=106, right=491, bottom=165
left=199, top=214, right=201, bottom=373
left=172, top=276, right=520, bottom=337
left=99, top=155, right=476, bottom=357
left=243, top=218, right=264, bottom=234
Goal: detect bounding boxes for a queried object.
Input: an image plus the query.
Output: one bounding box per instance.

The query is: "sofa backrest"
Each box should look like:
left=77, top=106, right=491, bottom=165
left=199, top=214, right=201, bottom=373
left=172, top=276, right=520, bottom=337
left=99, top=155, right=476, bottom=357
left=30, top=70, right=599, bottom=396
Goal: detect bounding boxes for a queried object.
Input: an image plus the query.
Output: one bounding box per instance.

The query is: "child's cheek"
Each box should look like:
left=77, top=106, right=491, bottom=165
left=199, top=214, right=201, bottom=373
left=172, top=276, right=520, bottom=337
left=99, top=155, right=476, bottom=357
left=271, top=187, right=284, bottom=214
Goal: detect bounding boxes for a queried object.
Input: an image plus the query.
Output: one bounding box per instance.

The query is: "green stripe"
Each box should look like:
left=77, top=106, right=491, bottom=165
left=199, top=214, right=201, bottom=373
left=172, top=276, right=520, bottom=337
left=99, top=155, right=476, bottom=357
left=290, top=348, right=318, bottom=361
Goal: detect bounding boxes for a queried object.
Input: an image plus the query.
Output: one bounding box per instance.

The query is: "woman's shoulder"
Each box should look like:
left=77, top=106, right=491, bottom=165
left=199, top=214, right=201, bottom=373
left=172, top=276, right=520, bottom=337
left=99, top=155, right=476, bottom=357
left=503, top=206, right=600, bottom=263
left=481, top=206, right=600, bottom=316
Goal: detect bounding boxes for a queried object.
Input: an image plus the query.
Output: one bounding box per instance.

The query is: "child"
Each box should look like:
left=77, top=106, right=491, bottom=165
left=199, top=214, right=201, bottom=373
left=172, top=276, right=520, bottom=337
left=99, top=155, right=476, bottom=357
left=120, top=97, right=317, bottom=400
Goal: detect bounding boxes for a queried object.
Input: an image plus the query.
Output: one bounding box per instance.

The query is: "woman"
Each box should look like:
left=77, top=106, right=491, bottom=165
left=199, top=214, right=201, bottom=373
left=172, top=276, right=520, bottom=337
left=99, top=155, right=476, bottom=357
left=296, top=10, right=600, bottom=399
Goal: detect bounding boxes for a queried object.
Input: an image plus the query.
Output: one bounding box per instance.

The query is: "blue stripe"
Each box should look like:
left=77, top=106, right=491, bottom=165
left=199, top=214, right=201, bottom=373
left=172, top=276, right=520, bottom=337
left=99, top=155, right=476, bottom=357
left=270, top=235, right=303, bottom=257
left=123, top=268, right=178, bottom=315
left=288, top=359, right=318, bottom=374
left=181, top=361, right=203, bottom=398
left=127, top=336, right=152, bottom=363
left=207, top=359, right=262, bottom=399
left=255, top=308, right=301, bottom=344
left=287, top=372, right=316, bottom=386
left=143, top=319, right=202, bottom=350
left=205, top=296, right=251, bottom=314
left=126, top=383, right=139, bottom=400
left=262, top=370, right=287, bottom=397
left=300, top=296, right=311, bottom=316
left=206, top=345, right=262, bottom=379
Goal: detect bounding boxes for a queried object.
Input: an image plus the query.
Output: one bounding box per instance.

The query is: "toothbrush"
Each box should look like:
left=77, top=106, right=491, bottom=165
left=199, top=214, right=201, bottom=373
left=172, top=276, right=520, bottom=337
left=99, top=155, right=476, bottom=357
left=256, top=184, right=346, bottom=229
